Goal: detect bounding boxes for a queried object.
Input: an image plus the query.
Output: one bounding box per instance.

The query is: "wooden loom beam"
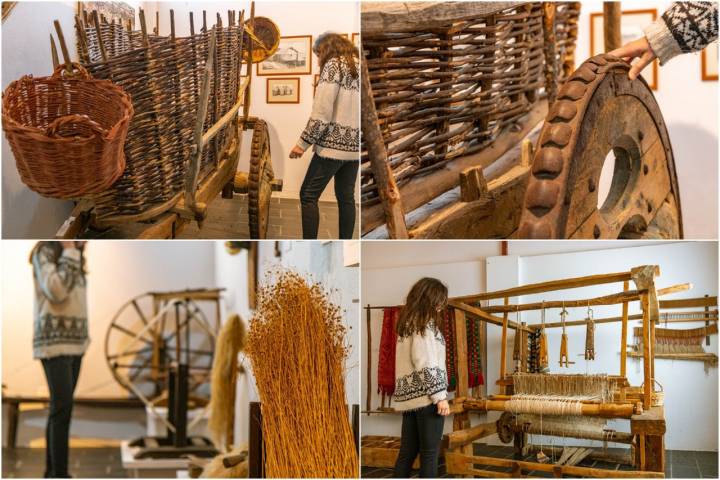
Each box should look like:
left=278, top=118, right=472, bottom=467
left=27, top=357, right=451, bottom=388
left=631, top=265, right=660, bottom=410
left=462, top=398, right=638, bottom=418
left=621, top=280, right=629, bottom=377
left=451, top=269, right=650, bottom=303
left=452, top=309, right=473, bottom=459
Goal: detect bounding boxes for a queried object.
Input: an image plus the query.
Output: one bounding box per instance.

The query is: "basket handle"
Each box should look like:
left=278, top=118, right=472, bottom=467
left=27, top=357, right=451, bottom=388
left=45, top=114, right=107, bottom=139
left=51, top=62, right=92, bottom=80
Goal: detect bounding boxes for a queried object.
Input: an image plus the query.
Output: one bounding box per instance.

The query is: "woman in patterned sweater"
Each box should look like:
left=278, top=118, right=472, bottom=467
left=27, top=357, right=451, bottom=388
left=610, top=2, right=717, bottom=78
left=30, top=241, right=89, bottom=478
left=392, top=278, right=451, bottom=478
left=290, top=33, right=359, bottom=239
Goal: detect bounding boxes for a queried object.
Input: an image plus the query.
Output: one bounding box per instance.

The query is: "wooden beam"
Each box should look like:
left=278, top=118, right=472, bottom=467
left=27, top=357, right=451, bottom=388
left=499, top=297, right=509, bottom=386
left=447, top=421, right=496, bottom=450
left=445, top=452, right=664, bottom=478
left=603, top=2, right=622, bottom=51
left=463, top=398, right=638, bottom=418
left=451, top=269, right=643, bottom=303
left=659, top=296, right=717, bottom=309
left=621, top=280, right=629, bottom=377
left=361, top=53, right=408, bottom=239
left=448, top=301, right=524, bottom=330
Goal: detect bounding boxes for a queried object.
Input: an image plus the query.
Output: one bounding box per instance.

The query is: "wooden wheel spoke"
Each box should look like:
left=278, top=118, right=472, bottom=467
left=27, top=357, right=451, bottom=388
left=107, top=345, right=153, bottom=360
left=111, top=322, right=155, bottom=345
left=131, top=299, right=150, bottom=327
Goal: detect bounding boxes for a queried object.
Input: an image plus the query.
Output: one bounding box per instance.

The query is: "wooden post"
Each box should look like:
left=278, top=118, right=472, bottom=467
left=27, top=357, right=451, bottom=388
left=248, top=401, right=264, bottom=478
left=452, top=308, right=473, bottom=469
left=620, top=280, right=629, bottom=377
left=360, top=53, right=409, bottom=239
left=632, top=265, right=659, bottom=410
left=53, top=20, right=72, bottom=74
left=50, top=35, right=59, bottom=69
left=499, top=297, right=509, bottom=390
left=459, top=166, right=489, bottom=202
left=542, top=2, right=558, bottom=105
left=603, top=2, right=622, bottom=52
left=243, top=3, right=255, bottom=124
left=705, top=294, right=711, bottom=345
left=366, top=305, right=372, bottom=414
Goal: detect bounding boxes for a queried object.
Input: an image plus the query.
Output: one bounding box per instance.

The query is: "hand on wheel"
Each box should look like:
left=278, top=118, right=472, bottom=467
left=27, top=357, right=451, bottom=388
left=608, top=37, right=657, bottom=81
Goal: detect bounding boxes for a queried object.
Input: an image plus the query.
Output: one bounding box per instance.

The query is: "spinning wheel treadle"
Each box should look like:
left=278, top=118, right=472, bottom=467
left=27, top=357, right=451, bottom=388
left=248, top=118, right=274, bottom=239
left=519, top=54, right=683, bottom=239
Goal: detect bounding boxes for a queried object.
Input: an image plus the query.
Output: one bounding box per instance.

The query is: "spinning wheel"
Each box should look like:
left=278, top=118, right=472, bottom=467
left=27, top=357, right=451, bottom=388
left=248, top=118, right=274, bottom=239
left=519, top=54, right=683, bottom=239
left=104, top=291, right=219, bottom=402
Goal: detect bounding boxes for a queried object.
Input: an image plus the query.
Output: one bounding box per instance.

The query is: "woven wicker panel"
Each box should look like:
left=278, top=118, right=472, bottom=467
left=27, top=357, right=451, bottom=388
left=360, top=2, right=580, bottom=206
left=76, top=20, right=244, bottom=221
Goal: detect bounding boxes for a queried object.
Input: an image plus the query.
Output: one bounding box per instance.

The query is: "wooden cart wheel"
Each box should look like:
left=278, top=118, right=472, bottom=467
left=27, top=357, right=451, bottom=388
left=518, top=54, right=683, bottom=239
left=104, top=293, right=216, bottom=401
left=248, top=118, right=274, bottom=239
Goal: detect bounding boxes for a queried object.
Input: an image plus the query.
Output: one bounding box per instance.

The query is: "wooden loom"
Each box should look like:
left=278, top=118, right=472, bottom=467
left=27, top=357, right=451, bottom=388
left=362, top=265, right=694, bottom=477
left=361, top=2, right=683, bottom=240
left=52, top=4, right=283, bottom=240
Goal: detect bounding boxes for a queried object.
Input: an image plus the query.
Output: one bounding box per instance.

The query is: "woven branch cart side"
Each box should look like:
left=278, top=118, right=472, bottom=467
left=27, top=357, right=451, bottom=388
left=360, top=2, right=579, bottom=206
left=51, top=8, right=282, bottom=239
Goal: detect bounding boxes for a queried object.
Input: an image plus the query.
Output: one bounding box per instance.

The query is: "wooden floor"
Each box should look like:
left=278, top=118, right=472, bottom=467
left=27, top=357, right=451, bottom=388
left=178, top=195, right=360, bottom=239
left=361, top=444, right=718, bottom=478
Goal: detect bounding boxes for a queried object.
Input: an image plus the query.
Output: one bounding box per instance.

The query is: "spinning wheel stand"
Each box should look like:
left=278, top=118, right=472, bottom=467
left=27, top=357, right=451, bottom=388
left=110, top=295, right=220, bottom=460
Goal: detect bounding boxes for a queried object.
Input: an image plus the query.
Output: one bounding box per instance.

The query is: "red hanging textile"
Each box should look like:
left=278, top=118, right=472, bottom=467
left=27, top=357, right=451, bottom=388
left=377, top=307, right=400, bottom=396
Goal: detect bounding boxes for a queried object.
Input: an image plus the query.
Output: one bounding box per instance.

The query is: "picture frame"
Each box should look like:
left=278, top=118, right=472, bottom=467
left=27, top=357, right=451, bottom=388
left=266, top=77, right=300, bottom=104
left=257, top=35, right=313, bottom=76
left=590, top=9, right=658, bottom=90
left=702, top=41, right=718, bottom=81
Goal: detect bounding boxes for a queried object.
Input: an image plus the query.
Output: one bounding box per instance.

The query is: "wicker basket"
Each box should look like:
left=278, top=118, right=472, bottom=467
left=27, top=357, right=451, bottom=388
left=2, top=63, right=133, bottom=199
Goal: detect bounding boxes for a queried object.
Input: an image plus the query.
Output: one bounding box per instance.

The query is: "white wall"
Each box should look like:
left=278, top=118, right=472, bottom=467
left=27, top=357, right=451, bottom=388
left=2, top=1, right=359, bottom=238
left=575, top=1, right=718, bottom=239
left=361, top=241, right=718, bottom=451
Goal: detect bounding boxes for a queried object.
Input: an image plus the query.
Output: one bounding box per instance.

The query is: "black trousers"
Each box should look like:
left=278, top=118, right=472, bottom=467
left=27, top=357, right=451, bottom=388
left=393, top=404, right=445, bottom=478
left=41, top=355, right=82, bottom=478
left=299, top=154, right=358, bottom=239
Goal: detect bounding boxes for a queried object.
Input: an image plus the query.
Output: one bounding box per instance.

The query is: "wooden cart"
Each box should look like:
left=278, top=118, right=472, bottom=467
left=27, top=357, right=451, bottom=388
left=52, top=5, right=282, bottom=239
left=361, top=2, right=683, bottom=240
left=363, top=266, right=695, bottom=477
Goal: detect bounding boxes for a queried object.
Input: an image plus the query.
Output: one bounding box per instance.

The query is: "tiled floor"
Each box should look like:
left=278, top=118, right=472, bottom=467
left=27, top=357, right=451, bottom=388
left=178, top=195, right=359, bottom=239
left=3, top=447, right=126, bottom=478
left=361, top=444, right=719, bottom=478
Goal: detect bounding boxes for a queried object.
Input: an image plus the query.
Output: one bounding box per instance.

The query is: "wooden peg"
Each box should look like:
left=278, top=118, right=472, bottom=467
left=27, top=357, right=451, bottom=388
left=170, top=9, right=175, bottom=41
left=521, top=138, right=534, bottom=168
left=50, top=35, right=59, bottom=69
left=92, top=10, right=108, bottom=62
left=139, top=8, right=149, bottom=47
left=53, top=20, right=72, bottom=73
left=460, top=166, right=489, bottom=202
left=189, top=11, right=195, bottom=36
left=155, top=10, right=159, bottom=35
left=203, top=10, right=207, bottom=32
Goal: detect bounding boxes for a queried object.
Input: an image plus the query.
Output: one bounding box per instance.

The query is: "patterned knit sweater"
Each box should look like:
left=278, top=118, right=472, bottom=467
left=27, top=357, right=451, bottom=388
left=645, top=2, right=718, bottom=65
left=32, top=246, right=89, bottom=359
left=296, top=56, right=359, bottom=160
left=393, top=323, right=448, bottom=411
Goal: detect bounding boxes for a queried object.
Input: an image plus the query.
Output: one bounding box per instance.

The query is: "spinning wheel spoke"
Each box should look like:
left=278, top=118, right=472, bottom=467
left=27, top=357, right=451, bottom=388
left=111, top=322, right=155, bottom=345
left=107, top=345, right=153, bottom=360
left=131, top=299, right=150, bottom=327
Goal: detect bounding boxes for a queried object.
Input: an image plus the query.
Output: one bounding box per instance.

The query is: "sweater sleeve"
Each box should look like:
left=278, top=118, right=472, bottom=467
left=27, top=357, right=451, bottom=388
left=296, top=59, right=341, bottom=151
left=645, top=2, right=718, bottom=65
left=411, top=328, right=448, bottom=404
left=33, top=246, right=82, bottom=304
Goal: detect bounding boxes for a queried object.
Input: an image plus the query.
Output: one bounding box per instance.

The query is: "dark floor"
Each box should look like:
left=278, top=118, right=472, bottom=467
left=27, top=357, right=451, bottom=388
left=177, top=195, right=360, bottom=239
left=3, top=447, right=127, bottom=478
left=361, top=444, right=719, bottom=478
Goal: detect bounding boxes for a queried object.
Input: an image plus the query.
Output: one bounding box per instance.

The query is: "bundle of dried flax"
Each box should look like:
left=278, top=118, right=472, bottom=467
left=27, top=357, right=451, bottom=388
left=246, top=271, right=358, bottom=478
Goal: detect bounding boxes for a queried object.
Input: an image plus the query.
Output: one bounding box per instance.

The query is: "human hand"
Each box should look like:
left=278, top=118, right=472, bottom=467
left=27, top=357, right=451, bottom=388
left=437, top=399, right=450, bottom=416
left=289, top=145, right=305, bottom=159
left=61, top=241, right=76, bottom=249
left=608, top=37, right=657, bottom=81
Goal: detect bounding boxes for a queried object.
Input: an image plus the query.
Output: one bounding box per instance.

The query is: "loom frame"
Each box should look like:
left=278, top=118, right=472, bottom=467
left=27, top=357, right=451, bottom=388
left=362, top=265, right=692, bottom=477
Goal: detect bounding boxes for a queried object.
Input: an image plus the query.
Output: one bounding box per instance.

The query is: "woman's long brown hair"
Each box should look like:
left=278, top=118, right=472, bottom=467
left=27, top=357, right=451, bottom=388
left=396, top=277, right=448, bottom=337
left=314, top=32, right=358, bottom=78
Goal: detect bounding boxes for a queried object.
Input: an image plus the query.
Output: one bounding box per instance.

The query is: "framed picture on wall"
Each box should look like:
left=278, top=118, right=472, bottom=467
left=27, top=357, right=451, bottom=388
left=590, top=9, right=658, bottom=90
left=267, top=77, right=300, bottom=104
left=702, top=42, right=718, bottom=81
left=257, top=35, right=312, bottom=76
left=313, top=74, right=320, bottom=97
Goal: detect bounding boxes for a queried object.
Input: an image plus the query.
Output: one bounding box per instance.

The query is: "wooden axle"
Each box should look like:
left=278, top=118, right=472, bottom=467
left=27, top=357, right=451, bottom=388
left=463, top=398, right=639, bottom=418
left=508, top=422, right=634, bottom=444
